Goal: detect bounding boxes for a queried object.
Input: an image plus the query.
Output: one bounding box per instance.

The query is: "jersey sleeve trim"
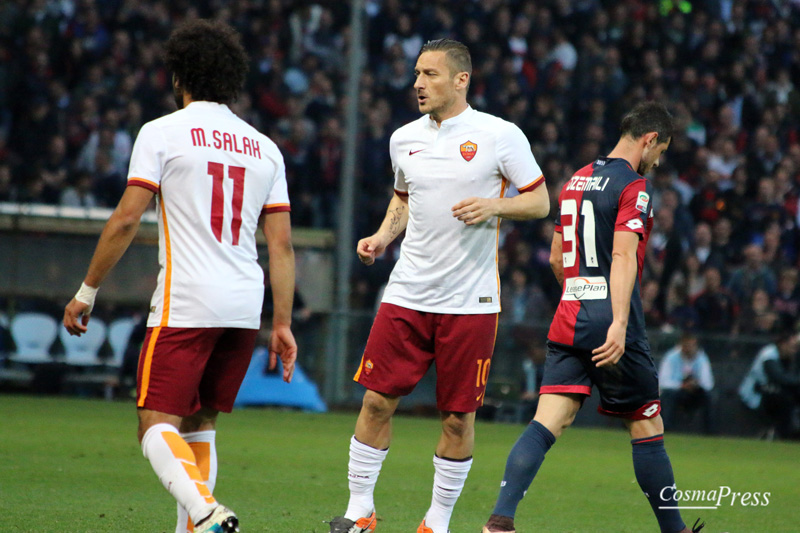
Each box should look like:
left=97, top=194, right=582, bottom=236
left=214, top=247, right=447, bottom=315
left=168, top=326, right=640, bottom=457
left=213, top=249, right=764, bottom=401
left=394, top=188, right=409, bottom=197
left=262, top=203, right=291, bottom=214
left=127, top=177, right=159, bottom=193
left=517, top=174, right=545, bottom=193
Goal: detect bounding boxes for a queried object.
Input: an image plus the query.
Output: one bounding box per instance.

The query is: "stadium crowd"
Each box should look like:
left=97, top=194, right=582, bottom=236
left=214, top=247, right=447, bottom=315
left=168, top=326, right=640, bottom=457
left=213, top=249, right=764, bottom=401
left=3, top=0, right=800, bottom=336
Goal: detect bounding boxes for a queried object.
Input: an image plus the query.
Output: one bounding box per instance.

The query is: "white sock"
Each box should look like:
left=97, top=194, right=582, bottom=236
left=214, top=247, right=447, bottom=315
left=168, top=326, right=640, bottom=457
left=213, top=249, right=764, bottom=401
left=344, top=435, right=389, bottom=521
left=141, top=423, right=217, bottom=526
left=176, top=430, right=217, bottom=533
left=424, top=455, right=473, bottom=533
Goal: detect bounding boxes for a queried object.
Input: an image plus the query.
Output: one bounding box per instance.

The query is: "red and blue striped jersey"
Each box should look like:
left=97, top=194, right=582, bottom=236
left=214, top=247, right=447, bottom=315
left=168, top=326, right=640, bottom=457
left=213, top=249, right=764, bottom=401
left=548, top=157, right=654, bottom=351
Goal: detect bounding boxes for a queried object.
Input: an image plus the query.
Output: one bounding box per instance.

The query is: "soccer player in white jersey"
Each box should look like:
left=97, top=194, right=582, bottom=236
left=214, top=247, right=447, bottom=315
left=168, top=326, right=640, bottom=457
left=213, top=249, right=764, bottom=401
left=328, top=39, right=550, bottom=533
left=63, top=20, right=297, bottom=533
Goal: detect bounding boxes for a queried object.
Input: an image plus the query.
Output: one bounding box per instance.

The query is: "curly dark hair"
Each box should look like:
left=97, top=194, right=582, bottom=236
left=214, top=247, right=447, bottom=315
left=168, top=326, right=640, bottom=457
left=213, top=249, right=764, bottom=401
left=164, top=19, right=249, bottom=105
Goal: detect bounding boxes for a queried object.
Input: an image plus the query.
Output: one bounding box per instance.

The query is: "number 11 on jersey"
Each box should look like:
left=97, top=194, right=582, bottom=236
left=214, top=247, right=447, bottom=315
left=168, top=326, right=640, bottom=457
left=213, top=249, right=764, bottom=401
left=208, top=161, right=246, bottom=246
left=561, top=198, right=598, bottom=268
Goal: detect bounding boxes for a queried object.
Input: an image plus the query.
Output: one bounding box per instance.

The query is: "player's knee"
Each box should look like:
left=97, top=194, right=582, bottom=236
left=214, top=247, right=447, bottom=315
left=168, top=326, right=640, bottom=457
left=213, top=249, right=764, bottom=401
left=180, top=407, right=219, bottom=433
left=563, top=407, right=579, bottom=427
left=441, top=413, right=473, bottom=440
left=361, top=391, right=397, bottom=421
left=535, top=408, right=578, bottom=438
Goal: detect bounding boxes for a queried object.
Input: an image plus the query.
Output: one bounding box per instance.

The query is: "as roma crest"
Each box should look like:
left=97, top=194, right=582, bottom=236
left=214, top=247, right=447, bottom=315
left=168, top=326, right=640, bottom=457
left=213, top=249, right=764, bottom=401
left=460, top=141, right=477, bottom=162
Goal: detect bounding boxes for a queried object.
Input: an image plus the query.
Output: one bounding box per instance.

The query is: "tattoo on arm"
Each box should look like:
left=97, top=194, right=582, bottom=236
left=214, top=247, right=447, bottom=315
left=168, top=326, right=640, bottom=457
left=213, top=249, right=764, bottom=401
left=388, top=205, right=406, bottom=237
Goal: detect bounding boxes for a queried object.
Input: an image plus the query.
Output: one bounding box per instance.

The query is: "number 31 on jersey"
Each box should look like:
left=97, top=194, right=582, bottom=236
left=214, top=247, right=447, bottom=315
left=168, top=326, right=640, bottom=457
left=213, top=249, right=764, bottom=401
left=561, top=199, right=598, bottom=268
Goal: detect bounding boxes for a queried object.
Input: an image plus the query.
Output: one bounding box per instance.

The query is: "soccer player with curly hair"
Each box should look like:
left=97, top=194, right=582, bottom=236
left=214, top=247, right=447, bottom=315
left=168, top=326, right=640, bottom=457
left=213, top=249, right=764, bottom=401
left=64, top=19, right=297, bottom=533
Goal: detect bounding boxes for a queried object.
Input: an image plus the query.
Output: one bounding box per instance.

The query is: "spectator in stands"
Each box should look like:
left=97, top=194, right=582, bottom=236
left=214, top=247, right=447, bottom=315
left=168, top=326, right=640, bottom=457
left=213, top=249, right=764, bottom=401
left=91, top=151, right=125, bottom=207
left=761, top=221, right=792, bottom=274
left=689, top=169, right=725, bottom=226
left=692, top=265, right=738, bottom=334
left=719, top=166, right=749, bottom=228
left=773, top=267, right=800, bottom=329
left=707, top=137, right=742, bottom=185
left=3, top=0, right=800, bottom=328
left=738, top=288, right=780, bottom=336
left=60, top=170, right=98, bottom=208
left=659, top=330, right=715, bottom=433
left=748, top=132, right=782, bottom=179
left=641, top=279, right=664, bottom=328
left=727, top=243, right=777, bottom=303
left=500, top=267, right=550, bottom=325
left=38, top=135, right=70, bottom=204
left=658, top=185, right=694, bottom=239
left=692, top=221, right=714, bottom=268
left=671, top=253, right=705, bottom=302
left=664, top=280, right=699, bottom=332
left=709, top=216, right=739, bottom=275
left=739, top=330, right=800, bottom=439
left=747, top=177, right=786, bottom=235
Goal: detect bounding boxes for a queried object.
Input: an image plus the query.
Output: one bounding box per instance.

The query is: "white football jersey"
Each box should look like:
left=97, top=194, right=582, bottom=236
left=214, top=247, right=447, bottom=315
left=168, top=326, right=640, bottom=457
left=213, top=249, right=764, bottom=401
left=382, top=106, right=544, bottom=314
left=127, top=101, right=290, bottom=329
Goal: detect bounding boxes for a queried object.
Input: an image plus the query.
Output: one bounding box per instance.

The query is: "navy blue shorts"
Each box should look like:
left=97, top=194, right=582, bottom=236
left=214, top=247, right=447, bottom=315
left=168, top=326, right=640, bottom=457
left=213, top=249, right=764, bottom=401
left=539, top=340, right=661, bottom=420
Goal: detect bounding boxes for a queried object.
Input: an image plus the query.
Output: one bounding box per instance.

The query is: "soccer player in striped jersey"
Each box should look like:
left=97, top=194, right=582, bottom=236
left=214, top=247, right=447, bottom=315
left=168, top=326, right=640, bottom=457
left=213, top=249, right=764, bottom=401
left=63, top=20, right=297, bottom=533
left=483, top=102, right=704, bottom=533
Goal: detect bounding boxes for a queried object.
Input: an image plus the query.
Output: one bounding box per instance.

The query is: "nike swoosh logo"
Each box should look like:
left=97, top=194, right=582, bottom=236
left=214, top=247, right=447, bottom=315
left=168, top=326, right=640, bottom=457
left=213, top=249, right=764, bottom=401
left=409, top=149, right=425, bottom=155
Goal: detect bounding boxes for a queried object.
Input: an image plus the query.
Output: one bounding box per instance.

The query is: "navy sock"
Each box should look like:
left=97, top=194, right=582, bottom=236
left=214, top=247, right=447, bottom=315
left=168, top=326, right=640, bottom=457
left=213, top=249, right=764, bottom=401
left=492, top=420, right=556, bottom=518
left=631, top=435, right=686, bottom=533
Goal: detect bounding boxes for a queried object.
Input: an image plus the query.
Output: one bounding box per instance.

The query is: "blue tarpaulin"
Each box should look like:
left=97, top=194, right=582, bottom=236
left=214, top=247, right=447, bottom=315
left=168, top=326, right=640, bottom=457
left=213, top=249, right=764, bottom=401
left=234, top=347, right=327, bottom=412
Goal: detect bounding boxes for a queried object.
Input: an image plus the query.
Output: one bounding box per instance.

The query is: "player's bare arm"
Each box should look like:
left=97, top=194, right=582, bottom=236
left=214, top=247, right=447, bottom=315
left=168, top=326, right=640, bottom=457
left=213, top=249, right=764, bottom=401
left=263, top=211, right=297, bottom=383
left=549, top=231, right=564, bottom=286
left=592, top=231, right=639, bottom=367
left=357, top=192, right=409, bottom=265
left=63, top=186, right=154, bottom=336
left=451, top=182, right=549, bottom=225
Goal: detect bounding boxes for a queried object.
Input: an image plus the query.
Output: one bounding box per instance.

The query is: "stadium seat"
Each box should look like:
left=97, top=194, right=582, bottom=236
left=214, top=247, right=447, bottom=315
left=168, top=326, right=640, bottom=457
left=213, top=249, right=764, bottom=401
left=107, top=317, right=136, bottom=368
left=59, top=318, right=107, bottom=366
left=8, top=312, right=59, bottom=365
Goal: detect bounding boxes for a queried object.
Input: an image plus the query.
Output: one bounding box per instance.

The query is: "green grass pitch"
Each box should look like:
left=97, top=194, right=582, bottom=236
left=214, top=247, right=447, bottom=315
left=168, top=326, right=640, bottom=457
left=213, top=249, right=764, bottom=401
left=1, top=395, right=797, bottom=532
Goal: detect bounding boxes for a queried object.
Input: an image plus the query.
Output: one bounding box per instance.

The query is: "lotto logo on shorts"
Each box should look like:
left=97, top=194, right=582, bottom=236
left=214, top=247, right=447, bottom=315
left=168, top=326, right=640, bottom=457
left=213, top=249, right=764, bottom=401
left=364, top=359, right=374, bottom=376
left=460, top=141, right=477, bottom=161
left=640, top=401, right=660, bottom=418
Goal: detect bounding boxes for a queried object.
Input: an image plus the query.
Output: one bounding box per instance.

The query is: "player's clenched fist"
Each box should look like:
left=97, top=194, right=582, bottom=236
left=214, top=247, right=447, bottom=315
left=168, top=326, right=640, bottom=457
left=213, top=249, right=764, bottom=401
left=357, top=235, right=387, bottom=265
left=63, top=298, right=91, bottom=336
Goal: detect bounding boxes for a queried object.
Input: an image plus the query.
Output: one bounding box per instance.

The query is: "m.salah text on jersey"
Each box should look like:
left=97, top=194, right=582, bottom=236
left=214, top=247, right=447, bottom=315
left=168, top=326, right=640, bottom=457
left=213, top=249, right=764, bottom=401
left=190, top=127, right=262, bottom=159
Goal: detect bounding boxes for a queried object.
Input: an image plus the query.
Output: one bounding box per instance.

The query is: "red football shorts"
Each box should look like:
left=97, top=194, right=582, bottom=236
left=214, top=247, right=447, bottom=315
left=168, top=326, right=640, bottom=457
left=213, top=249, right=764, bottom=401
left=354, top=303, right=499, bottom=413
left=136, top=326, right=258, bottom=417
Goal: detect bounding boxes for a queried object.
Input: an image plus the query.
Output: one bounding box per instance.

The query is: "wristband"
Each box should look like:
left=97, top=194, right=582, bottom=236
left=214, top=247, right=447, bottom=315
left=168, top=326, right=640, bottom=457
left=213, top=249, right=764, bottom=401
left=75, top=282, right=99, bottom=313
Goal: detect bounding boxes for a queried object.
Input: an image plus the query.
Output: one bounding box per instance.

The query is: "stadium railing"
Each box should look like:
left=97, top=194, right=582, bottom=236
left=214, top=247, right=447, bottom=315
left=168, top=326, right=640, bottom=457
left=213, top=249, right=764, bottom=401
left=0, top=203, right=777, bottom=437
